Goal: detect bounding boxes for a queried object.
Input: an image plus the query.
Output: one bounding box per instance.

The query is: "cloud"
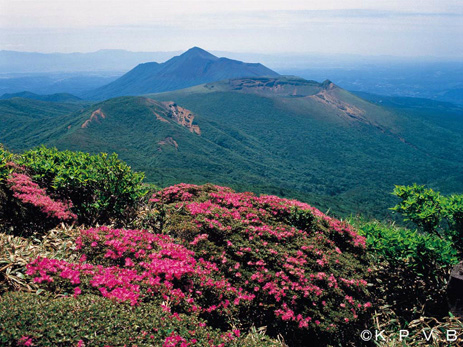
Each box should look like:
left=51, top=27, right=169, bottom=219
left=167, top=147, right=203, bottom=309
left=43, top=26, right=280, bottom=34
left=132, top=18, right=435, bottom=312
left=0, top=0, right=461, bottom=57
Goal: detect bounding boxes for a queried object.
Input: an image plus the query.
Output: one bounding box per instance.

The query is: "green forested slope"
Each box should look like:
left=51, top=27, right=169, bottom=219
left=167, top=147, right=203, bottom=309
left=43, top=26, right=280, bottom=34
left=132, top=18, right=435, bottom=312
left=1, top=77, right=462, bottom=218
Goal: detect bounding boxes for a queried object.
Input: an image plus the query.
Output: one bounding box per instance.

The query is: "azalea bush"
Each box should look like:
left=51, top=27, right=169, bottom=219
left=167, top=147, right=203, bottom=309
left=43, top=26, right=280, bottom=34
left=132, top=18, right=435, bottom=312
left=27, top=226, right=254, bottom=319
left=0, top=226, right=77, bottom=294
left=150, top=183, right=372, bottom=345
left=0, top=146, right=148, bottom=233
left=20, top=226, right=277, bottom=346
left=22, top=183, right=372, bottom=346
left=0, top=292, right=280, bottom=347
left=17, top=146, right=148, bottom=225
left=1, top=149, right=75, bottom=233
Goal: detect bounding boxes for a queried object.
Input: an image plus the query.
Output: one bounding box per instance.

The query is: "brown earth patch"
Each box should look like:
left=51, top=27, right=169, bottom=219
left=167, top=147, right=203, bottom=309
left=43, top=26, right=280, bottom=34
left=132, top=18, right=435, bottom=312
left=309, top=87, right=367, bottom=123
left=161, top=101, right=201, bottom=135
left=157, top=136, right=178, bottom=151
left=81, top=108, right=106, bottom=128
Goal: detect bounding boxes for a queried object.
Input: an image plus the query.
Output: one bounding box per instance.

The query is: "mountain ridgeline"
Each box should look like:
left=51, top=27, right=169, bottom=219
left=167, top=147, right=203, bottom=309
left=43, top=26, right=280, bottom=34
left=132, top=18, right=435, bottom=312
left=0, top=91, right=82, bottom=102
left=85, top=47, right=279, bottom=100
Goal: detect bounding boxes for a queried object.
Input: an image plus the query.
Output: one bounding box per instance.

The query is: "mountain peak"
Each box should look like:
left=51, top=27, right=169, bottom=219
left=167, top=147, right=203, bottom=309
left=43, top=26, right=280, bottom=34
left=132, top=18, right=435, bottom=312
left=181, top=47, right=217, bottom=60
left=86, top=48, right=279, bottom=99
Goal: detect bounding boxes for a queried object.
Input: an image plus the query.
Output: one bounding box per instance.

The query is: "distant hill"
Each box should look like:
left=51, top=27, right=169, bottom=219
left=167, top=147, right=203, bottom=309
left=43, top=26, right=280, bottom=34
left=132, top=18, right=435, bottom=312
left=0, top=91, right=81, bottom=102
left=85, top=47, right=279, bottom=100
left=1, top=76, right=462, bottom=218
left=0, top=72, right=122, bottom=97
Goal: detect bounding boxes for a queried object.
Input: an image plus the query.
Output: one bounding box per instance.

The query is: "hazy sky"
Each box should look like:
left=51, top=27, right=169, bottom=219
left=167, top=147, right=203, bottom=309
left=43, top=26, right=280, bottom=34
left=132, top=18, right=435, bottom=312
left=1, top=0, right=462, bottom=57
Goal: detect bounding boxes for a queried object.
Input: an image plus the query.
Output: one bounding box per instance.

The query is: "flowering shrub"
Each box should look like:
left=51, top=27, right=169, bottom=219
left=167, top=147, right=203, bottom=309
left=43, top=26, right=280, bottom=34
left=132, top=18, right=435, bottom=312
left=27, top=226, right=254, bottom=322
left=0, top=292, right=280, bottom=347
left=16, top=146, right=147, bottom=225
left=7, top=173, right=76, bottom=221
left=15, top=182, right=371, bottom=345
left=0, top=226, right=78, bottom=294
left=151, top=184, right=372, bottom=345
left=1, top=170, right=74, bottom=234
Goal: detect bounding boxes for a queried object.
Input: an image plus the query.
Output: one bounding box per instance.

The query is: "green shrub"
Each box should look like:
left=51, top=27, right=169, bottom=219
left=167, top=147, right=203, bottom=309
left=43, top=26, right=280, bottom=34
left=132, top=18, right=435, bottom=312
left=392, top=184, right=463, bottom=250
left=14, top=146, right=148, bottom=225
left=0, top=292, right=280, bottom=347
left=0, top=145, right=13, bottom=182
left=444, top=194, right=463, bottom=247
left=391, top=184, right=444, bottom=234
left=354, top=219, right=458, bottom=321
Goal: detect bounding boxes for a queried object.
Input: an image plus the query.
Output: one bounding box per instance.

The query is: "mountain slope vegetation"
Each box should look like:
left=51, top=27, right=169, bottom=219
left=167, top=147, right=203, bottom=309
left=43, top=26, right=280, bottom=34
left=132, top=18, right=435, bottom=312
left=1, top=76, right=461, bottom=218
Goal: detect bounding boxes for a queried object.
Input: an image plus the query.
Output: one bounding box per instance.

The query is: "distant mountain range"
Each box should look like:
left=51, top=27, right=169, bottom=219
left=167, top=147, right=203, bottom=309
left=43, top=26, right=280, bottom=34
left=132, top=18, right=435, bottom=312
left=1, top=48, right=461, bottom=105
left=1, top=73, right=462, bottom=217
left=85, top=47, right=279, bottom=100
left=0, top=49, right=179, bottom=73
left=0, top=91, right=81, bottom=102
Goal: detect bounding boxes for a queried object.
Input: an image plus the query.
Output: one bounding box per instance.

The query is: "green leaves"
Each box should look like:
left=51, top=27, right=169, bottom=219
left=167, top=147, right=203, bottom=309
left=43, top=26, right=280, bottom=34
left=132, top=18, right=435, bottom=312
left=0, top=145, right=14, bottom=183
left=354, top=218, right=458, bottom=322
left=0, top=292, right=280, bottom=346
left=391, top=184, right=463, bottom=250
left=391, top=184, right=443, bottom=234
left=11, top=146, right=148, bottom=226
left=357, top=220, right=458, bottom=272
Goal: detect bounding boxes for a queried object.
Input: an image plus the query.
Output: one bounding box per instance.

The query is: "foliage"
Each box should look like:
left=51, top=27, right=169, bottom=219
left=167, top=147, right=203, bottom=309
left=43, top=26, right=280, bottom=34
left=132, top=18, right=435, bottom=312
left=8, top=146, right=148, bottom=226
left=354, top=218, right=458, bottom=321
left=0, top=145, right=13, bottom=182
left=445, top=194, right=463, bottom=243
left=392, top=184, right=463, bottom=249
left=356, top=219, right=458, bottom=273
left=0, top=292, right=281, bottom=347
left=150, top=183, right=372, bottom=345
left=391, top=184, right=444, bottom=234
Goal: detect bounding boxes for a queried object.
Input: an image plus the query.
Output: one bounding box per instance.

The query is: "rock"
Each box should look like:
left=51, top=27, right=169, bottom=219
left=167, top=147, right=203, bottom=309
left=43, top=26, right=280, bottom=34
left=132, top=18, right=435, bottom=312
left=448, top=262, right=463, bottom=317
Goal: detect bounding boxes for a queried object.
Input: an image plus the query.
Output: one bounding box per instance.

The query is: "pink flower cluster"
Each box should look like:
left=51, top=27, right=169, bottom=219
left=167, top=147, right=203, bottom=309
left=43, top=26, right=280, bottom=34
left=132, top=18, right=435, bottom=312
left=7, top=173, right=76, bottom=221
left=150, top=183, right=233, bottom=204
left=150, top=184, right=371, bottom=332
left=17, top=336, right=34, bottom=346
left=27, top=227, right=254, bottom=313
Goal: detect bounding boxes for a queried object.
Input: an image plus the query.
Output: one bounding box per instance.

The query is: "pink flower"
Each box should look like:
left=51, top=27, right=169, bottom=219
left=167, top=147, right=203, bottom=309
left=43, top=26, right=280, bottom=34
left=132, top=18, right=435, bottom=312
left=18, top=336, right=33, bottom=346
left=74, top=287, right=82, bottom=298
left=7, top=173, right=76, bottom=221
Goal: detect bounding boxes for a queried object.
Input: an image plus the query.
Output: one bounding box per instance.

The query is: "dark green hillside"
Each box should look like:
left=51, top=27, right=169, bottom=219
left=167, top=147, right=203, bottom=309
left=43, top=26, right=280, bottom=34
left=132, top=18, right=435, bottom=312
left=86, top=47, right=279, bottom=100
left=0, top=98, right=87, bottom=148
left=43, top=96, right=330, bottom=206
left=1, top=77, right=462, bottom=218
left=151, top=77, right=463, bottom=216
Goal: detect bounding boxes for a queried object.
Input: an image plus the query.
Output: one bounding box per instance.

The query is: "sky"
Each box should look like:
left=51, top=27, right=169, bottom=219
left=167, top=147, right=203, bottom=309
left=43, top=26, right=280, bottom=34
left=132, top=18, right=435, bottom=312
left=1, top=0, right=462, bottom=58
